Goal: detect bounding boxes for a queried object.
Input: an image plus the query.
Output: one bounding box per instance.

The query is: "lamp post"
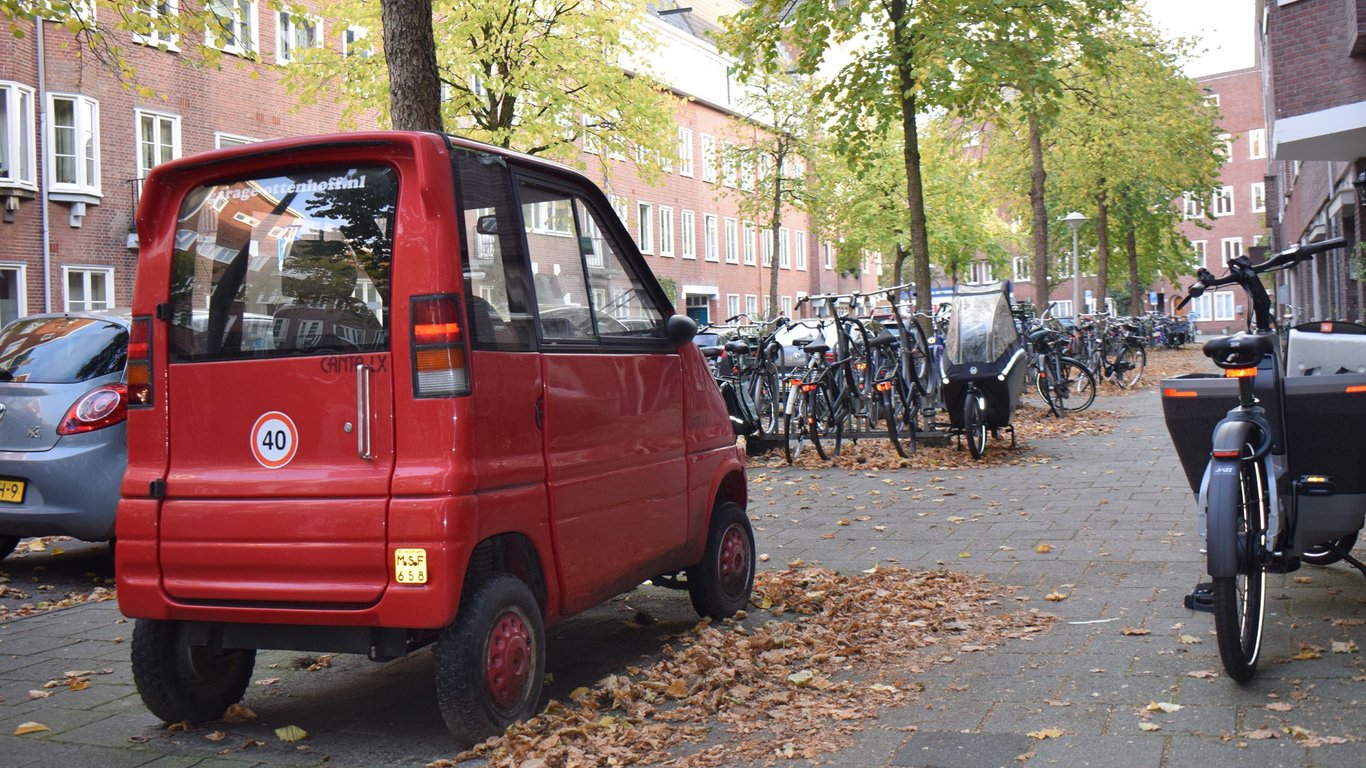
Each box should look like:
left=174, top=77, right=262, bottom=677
left=1063, top=211, right=1087, bottom=317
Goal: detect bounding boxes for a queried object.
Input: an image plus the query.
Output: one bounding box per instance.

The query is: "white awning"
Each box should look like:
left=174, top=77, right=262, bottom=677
left=682, top=284, right=719, bottom=298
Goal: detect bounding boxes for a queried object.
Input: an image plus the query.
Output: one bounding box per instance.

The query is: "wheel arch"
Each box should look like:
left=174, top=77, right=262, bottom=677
left=461, top=533, right=549, bottom=617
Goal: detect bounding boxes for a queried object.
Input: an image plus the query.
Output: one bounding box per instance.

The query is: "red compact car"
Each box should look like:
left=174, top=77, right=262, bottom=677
left=118, top=132, right=751, bottom=744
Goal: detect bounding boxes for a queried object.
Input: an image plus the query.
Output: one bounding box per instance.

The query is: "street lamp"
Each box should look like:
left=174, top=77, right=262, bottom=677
left=1063, top=211, right=1087, bottom=317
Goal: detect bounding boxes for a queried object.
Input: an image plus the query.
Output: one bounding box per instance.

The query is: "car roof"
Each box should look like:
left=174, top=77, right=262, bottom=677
left=1, top=309, right=132, bottom=331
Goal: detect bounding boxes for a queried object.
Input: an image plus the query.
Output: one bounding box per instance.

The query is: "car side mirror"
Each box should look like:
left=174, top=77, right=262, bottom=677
left=476, top=215, right=498, bottom=235
left=666, top=314, right=697, bottom=346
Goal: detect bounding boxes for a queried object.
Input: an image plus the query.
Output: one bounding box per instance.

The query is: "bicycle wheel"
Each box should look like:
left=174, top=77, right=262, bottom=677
left=886, top=385, right=918, bottom=458
left=807, top=390, right=833, bottom=461
left=1301, top=531, right=1359, bottom=566
left=783, top=387, right=808, bottom=464
left=1057, top=357, right=1097, bottom=412
left=752, top=373, right=781, bottom=437
left=1113, top=343, right=1146, bottom=389
left=1211, top=455, right=1268, bottom=682
left=962, top=391, right=987, bottom=459
left=1035, top=358, right=1064, bottom=416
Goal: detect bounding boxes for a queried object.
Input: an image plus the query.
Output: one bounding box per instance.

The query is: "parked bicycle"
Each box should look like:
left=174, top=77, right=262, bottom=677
left=1162, top=236, right=1366, bottom=682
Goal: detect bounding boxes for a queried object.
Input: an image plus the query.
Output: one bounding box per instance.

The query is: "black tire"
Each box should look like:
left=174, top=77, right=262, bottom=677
left=963, top=391, right=987, bottom=459
left=687, top=501, right=756, bottom=620
left=131, top=619, right=256, bottom=724
left=1114, top=343, right=1146, bottom=389
left=752, top=374, right=781, bottom=437
left=887, top=387, right=918, bottom=458
left=783, top=413, right=802, bottom=464
left=0, top=535, right=19, bottom=560
left=1035, top=359, right=1065, bottom=416
left=435, top=573, right=546, bottom=746
left=1211, top=457, right=1268, bottom=683
left=1057, top=357, right=1097, bottom=412
left=809, top=390, right=832, bottom=461
left=1301, top=531, right=1359, bottom=566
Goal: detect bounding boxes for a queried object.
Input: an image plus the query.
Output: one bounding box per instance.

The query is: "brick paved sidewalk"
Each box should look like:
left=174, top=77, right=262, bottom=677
left=1, top=388, right=1363, bottom=767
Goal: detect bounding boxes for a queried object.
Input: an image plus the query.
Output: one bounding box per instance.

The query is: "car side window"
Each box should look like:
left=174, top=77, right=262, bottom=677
left=517, top=179, right=664, bottom=344
left=454, top=149, right=534, bottom=351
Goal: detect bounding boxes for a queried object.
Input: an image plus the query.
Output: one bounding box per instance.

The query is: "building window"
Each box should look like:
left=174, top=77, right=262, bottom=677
left=778, top=227, right=790, bottom=268
left=680, top=209, right=695, bottom=259
left=742, top=222, right=756, bottom=266
left=781, top=296, right=792, bottom=317
left=0, top=264, right=28, bottom=327
left=703, top=214, right=719, bottom=262
left=1012, top=256, right=1031, bottom=282
left=824, top=241, right=834, bottom=270
left=794, top=231, right=807, bottom=271
left=1204, top=93, right=1219, bottom=108
left=658, top=206, right=674, bottom=257
left=969, top=260, right=994, bottom=284
left=47, top=93, right=100, bottom=198
left=739, top=150, right=755, bottom=191
left=215, top=132, right=256, bottom=148
left=1211, top=185, right=1234, bottom=217
left=582, top=115, right=600, bottom=155
left=1182, top=192, right=1204, bottom=219
left=1250, top=182, right=1265, bottom=214
left=1213, top=290, right=1236, bottom=322
left=745, top=294, right=758, bottom=317
left=206, top=0, right=258, bottom=57
left=0, top=82, right=37, bottom=190
left=637, top=201, right=653, bottom=253
left=727, top=294, right=740, bottom=320
left=1217, top=133, right=1233, bottom=163
left=761, top=230, right=773, bottom=268
left=63, top=266, right=113, bottom=312
left=1191, top=239, right=1208, bottom=270
left=135, top=109, right=180, bottom=187
left=1053, top=299, right=1074, bottom=318
left=277, top=11, right=322, bottom=64
left=724, top=217, right=738, bottom=264
left=134, top=1, right=179, bottom=49
left=677, top=127, right=693, bottom=177
left=1220, top=237, right=1243, bottom=266
left=700, top=134, right=717, bottom=183
left=721, top=140, right=738, bottom=188
left=1189, top=293, right=1212, bottom=323
left=342, top=25, right=372, bottom=57
left=1248, top=128, right=1266, bottom=159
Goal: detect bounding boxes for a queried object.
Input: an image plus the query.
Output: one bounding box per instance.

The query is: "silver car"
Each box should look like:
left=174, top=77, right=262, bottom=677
left=0, top=311, right=129, bottom=560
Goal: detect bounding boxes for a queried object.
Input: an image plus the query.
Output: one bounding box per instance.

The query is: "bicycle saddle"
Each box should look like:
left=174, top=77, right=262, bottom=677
left=699, top=346, right=723, bottom=359
left=868, top=331, right=897, bottom=349
left=725, top=339, right=751, bottom=355
left=804, top=342, right=830, bottom=356
left=1203, top=333, right=1275, bottom=369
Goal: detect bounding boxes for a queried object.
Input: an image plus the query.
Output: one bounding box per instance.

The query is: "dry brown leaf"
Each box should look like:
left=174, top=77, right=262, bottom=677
left=664, top=679, right=689, bottom=698
left=14, top=722, right=49, bottom=736
left=274, top=725, right=308, bottom=743
left=1137, top=722, right=1161, bottom=732
left=1331, top=640, right=1358, bottom=654
left=1120, top=627, right=1151, bottom=636
left=1177, top=634, right=1202, bottom=645
left=1266, top=702, right=1293, bottom=712
left=221, top=704, right=257, bottom=723
left=1035, top=543, right=1053, bottom=553
left=1044, top=591, right=1068, bottom=602
left=1146, top=701, right=1183, bottom=713
left=1187, top=670, right=1218, bottom=679
left=205, top=731, right=227, bottom=742
left=1290, top=648, right=1323, bottom=661
left=1027, top=728, right=1064, bottom=740
left=1244, top=728, right=1278, bottom=740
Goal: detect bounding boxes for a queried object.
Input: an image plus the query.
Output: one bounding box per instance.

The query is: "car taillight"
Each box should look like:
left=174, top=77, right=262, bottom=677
left=57, top=384, right=128, bottom=435
left=411, top=294, right=470, bottom=397
left=127, top=316, right=153, bottom=407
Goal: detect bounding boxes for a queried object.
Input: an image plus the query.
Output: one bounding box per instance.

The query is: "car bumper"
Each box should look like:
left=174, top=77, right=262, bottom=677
left=0, top=426, right=125, bottom=542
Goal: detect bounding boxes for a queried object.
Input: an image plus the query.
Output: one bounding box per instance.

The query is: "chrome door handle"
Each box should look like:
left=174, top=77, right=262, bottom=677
left=356, top=363, right=372, bottom=460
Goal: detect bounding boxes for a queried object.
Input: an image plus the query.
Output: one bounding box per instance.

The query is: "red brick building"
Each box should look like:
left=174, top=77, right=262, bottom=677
left=1259, top=0, right=1365, bottom=323
left=0, top=2, right=875, bottom=330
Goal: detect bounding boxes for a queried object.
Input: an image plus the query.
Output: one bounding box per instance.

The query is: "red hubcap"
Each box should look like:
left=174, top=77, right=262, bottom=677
left=485, top=610, right=532, bottom=711
left=718, top=525, right=750, bottom=597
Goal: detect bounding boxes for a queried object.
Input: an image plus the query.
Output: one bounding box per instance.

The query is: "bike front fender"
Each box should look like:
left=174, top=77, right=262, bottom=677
left=1204, top=418, right=1262, bottom=578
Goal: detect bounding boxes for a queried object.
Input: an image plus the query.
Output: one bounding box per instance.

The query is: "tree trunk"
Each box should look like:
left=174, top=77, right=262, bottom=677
left=892, top=1, right=931, bottom=311
left=1028, top=114, right=1049, bottom=308
left=1094, top=186, right=1109, bottom=314
left=381, top=0, right=443, bottom=132
left=769, top=170, right=783, bottom=316
left=1126, top=216, right=1142, bottom=315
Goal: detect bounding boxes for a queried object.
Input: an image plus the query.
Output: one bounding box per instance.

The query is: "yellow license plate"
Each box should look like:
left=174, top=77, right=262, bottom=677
left=394, top=548, right=428, bottom=584
left=0, top=479, right=25, bottom=504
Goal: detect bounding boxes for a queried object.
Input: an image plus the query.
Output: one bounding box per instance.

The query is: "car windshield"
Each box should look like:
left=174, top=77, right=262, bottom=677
left=0, top=317, right=127, bottom=383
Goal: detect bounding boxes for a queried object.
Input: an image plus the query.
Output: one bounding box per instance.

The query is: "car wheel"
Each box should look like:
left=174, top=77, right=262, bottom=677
left=687, top=501, right=756, bottom=620
left=435, top=573, right=545, bottom=746
left=0, top=535, right=18, bottom=560
left=131, top=619, right=256, bottom=723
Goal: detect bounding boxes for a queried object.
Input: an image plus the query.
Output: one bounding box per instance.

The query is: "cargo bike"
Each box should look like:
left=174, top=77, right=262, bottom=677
left=939, top=282, right=1028, bottom=459
left=1161, top=236, right=1366, bottom=681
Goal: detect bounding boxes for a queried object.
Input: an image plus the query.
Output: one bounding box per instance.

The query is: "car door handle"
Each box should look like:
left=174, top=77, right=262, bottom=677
left=535, top=396, right=544, bottom=430
left=356, top=363, right=373, bottom=460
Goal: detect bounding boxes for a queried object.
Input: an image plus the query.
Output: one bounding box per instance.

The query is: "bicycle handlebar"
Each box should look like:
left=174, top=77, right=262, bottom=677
left=1175, top=236, right=1350, bottom=325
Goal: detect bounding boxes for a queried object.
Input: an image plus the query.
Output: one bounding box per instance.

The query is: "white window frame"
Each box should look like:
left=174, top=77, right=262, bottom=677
left=276, top=10, right=323, bottom=64
left=133, top=1, right=180, bottom=50
left=1191, top=239, right=1208, bottom=270
left=1213, top=290, right=1236, bottom=322
left=721, top=140, right=738, bottom=188
left=1053, top=299, right=1074, bottom=318
left=1211, top=186, right=1234, bottom=217
left=637, top=201, right=653, bottom=253
left=824, top=242, right=834, bottom=271
left=1189, top=293, right=1213, bottom=323
left=658, top=206, right=674, bottom=257
left=1250, top=181, right=1265, bottom=214
left=745, top=294, right=758, bottom=317
left=1248, top=128, right=1266, bottom=160
left=1221, top=237, right=1244, bottom=266
left=794, top=231, right=807, bottom=271
left=1182, top=192, right=1204, bottom=219
left=781, top=296, right=792, bottom=317
left=214, top=132, right=256, bottom=148
left=680, top=209, right=696, bottom=259
left=582, top=114, right=600, bottom=155
left=726, top=294, right=740, bottom=320
left=677, top=127, right=693, bottom=177
left=205, top=0, right=259, bottom=57
left=62, top=265, right=114, bottom=312
left=0, top=81, right=37, bottom=190
left=700, top=134, right=717, bottom=183
left=135, top=109, right=181, bottom=186
left=761, top=230, right=773, bottom=268
left=46, top=92, right=100, bottom=199
left=1217, top=133, right=1233, bottom=163
left=703, top=213, right=719, bottom=262
left=1012, top=256, right=1031, bottom=282
left=778, top=227, right=790, bottom=269
left=723, top=217, right=739, bottom=264
left=742, top=222, right=756, bottom=266
left=342, top=25, right=372, bottom=57
left=0, top=262, right=29, bottom=326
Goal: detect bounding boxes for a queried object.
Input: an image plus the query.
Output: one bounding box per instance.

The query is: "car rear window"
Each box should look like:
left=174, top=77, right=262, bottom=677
left=0, top=317, right=128, bottom=383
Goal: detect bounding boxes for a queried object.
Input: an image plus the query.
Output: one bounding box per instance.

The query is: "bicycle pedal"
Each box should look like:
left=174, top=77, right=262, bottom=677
left=1183, top=582, right=1214, bottom=613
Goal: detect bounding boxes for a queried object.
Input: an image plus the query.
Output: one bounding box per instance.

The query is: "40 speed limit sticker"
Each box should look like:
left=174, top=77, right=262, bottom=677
left=250, top=411, right=299, bottom=469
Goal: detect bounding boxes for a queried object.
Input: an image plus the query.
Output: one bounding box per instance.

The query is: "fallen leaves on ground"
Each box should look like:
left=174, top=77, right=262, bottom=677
left=1120, top=627, right=1151, bottom=636
left=448, top=567, right=1054, bottom=767
left=1027, top=728, right=1064, bottom=740
left=14, top=722, right=49, bottom=736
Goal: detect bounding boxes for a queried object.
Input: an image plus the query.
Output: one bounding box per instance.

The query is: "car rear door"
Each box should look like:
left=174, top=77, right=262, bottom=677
left=158, top=163, right=401, bottom=606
